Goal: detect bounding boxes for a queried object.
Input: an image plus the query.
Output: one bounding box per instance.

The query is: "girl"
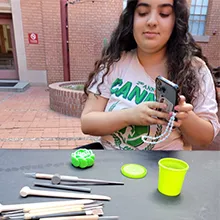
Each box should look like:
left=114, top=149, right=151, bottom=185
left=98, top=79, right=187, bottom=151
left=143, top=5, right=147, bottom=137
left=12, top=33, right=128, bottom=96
left=80, top=0, right=220, bottom=150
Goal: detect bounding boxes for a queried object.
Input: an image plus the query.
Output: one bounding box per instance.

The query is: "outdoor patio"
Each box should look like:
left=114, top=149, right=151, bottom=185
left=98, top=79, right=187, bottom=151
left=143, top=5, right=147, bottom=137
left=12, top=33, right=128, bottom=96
left=0, top=86, right=219, bottom=150
left=0, top=86, right=96, bottom=149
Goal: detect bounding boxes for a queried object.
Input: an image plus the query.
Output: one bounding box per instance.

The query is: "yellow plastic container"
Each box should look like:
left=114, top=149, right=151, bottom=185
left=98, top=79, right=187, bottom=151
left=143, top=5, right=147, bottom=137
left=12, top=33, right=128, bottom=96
left=158, top=158, right=189, bottom=196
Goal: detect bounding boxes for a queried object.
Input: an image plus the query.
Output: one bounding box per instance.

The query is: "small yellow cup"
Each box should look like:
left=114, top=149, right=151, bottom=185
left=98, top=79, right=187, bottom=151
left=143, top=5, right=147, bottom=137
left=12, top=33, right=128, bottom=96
left=158, top=158, right=189, bottom=196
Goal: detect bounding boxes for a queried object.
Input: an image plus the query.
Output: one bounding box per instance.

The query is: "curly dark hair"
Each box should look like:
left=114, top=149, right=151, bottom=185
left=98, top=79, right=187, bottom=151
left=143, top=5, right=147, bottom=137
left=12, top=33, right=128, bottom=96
left=83, top=0, right=218, bottom=104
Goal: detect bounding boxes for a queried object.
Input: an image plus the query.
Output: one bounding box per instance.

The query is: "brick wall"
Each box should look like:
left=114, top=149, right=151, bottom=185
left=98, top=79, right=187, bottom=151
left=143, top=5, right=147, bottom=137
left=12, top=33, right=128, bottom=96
left=41, top=0, right=63, bottom=83
left=19, top=0, right=122, bottom=84
left=18, top=0, right=219, bottom=85
left=49, top=81, right=85, bottom=117
left=20, top=0, right=63, bottom=84
left=20, top=0, right=46, bottom=70
left=198, top=0, right=220, bottom=67
left=68, top=0, right=123, bottom=81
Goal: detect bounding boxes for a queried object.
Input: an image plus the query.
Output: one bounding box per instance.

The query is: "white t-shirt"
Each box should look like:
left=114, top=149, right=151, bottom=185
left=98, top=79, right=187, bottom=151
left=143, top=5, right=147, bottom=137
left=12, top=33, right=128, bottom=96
left=88, top=50, right=220, bottom=150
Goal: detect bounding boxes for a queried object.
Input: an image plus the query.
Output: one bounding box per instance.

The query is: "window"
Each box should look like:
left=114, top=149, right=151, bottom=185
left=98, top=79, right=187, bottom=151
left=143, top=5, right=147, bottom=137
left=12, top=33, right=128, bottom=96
left=189, top=0, right=209, bottom=36
left=123, top=0, right=127, bottom=9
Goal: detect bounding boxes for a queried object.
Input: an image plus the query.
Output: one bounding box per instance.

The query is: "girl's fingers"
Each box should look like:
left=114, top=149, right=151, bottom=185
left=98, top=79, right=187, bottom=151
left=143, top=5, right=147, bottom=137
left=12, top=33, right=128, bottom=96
left=148, top=109, right=170, bottom=120
left=174, top=95, right=193, bottom=112
left=146, top=102, right=169, bottom=119
left=156, top=119, right=167, bottom=125
left=178, top=95, right=186, bottom=104
left=173, top=120, right=182, bottom=128
left=175, top=112, right=189, bottom=120
left=152, top=118, right=168, bottom=126
left=143, top=116, right=167, bottom=126
left=147, top=101, right=167, bottom=110
left=175, top=103, right=193, bottom=112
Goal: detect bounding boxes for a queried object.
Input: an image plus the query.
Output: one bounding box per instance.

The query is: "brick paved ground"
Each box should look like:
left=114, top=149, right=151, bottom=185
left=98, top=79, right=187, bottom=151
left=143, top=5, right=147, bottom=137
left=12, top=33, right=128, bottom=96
left=0, top=86, right=219, bottom=150
left=0, top=86, right=96, bottom=149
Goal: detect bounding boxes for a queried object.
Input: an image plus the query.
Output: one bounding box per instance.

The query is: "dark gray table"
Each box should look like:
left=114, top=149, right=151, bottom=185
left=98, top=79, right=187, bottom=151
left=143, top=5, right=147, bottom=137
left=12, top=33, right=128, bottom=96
left=0, top=150, right=219, bottom=220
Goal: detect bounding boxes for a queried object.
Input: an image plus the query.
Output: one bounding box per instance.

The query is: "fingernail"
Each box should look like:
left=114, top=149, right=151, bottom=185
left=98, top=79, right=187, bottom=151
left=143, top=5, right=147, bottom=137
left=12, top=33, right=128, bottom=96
left=169, top=112, right=173, bottom=117
left=174, top=106, right=179, bottom=111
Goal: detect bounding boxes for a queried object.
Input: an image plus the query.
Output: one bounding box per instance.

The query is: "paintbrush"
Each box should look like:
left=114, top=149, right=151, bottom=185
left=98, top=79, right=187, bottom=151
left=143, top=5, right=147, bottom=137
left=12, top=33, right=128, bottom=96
left=28, top=203, right=103, bottom=215
left=3, top=205, right=103, bottom=219
left=0, top=200, right=94, bottom=213
left=2, top=203, right=102, bottom=216
left=8, top=208, right=103, bottom=219
left=39, top=215, right=119, bottom=220
left=24, top=173, right=124, bottom=185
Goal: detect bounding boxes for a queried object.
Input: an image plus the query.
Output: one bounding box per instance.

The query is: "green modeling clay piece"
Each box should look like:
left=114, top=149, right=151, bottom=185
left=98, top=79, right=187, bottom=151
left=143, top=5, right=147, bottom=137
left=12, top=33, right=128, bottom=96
left=121, top=164, right=147, bottom=179
left=71, top=149, right=95, bottom=168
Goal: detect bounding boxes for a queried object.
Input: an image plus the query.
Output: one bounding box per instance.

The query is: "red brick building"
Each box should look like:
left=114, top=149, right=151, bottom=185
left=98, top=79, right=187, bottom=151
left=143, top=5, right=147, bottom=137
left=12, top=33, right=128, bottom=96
left=0, top=0, right=219, bottom=85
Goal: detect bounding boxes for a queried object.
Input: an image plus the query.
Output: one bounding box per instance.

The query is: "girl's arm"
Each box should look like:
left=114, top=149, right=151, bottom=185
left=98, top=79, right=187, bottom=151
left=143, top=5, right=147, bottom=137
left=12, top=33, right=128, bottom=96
left=179, top=111, right=214, bottom=147
left=174, top=96, right=215, bottom=147
left=81, top=94, right=131, bottom=136
left=176, top=60, right=219, bottom=147
left=81, top=93, right=169, bottom=136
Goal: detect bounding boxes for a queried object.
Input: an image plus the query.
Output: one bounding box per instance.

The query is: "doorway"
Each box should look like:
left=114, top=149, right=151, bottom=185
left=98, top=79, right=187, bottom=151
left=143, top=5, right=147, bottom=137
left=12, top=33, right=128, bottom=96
left=0, top=14, right=18, bottom=80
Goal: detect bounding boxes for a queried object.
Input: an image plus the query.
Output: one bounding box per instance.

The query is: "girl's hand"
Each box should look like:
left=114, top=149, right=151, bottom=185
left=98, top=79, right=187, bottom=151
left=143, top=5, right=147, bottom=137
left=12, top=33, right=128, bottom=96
left=126, top=101, right=170, bottom=126
left=173, top=95, right=193, bottom=127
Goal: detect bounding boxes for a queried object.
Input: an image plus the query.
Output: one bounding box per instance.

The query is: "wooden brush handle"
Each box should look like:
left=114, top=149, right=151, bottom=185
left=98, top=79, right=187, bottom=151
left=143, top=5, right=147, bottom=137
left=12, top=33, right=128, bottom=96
left=24, top=203, right=81, bottom=213
left=39, top=215, right=99, bottom=220
left=35, top=173, right=54, bottom=179
left=31, top=206, right=85, bottom=215
left=0, top=200, right=93, bottom=213
left=25, top=210, right=90, bottom=219
left=29, top=204, right=83, bottom=214
left=26, top=206, right=83, bottom=217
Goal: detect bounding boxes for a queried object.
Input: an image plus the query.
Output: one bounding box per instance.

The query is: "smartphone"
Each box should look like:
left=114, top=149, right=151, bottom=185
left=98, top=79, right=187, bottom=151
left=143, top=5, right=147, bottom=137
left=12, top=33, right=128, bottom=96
left=155, top=76, right=180, bottom=113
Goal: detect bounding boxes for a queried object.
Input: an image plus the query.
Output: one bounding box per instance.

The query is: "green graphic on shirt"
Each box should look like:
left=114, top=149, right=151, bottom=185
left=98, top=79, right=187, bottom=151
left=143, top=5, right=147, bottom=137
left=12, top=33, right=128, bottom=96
left=116, top=125, right=150, bottom=148
left=108, top=78, right=161, bottom=150
left=111, top=126, right=150, bottom=150
left=110, top=78, right=155, bottom=104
